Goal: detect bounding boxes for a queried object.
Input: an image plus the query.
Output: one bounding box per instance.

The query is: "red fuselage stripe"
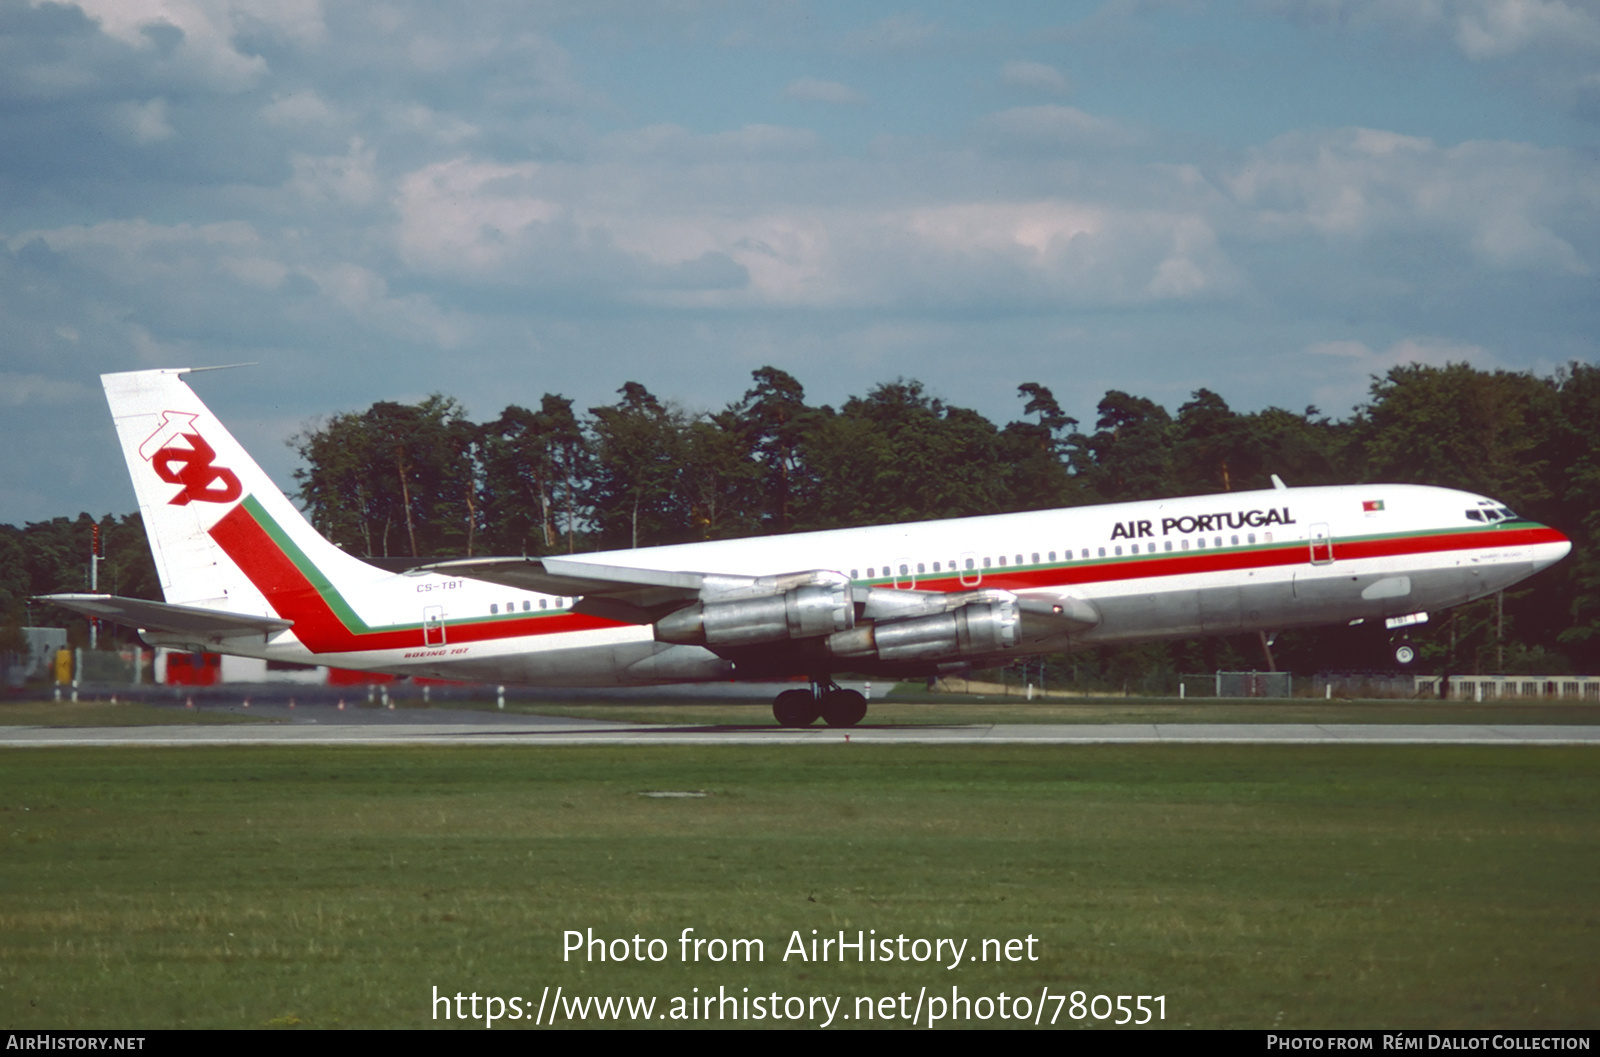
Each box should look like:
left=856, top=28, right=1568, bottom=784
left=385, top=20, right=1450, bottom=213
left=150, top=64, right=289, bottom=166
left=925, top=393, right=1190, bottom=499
left=208, top=503, right=619, bottom=654
left=209, top=499, right=1565, bottom=656
left=878, top=526, right=1565, bottom=594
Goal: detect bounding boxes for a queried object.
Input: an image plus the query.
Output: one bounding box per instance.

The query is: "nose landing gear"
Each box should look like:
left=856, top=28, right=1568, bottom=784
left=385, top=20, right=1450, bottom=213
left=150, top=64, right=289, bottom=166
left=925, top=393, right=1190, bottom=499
left=772, top=679, right=868, bottom=728
left=1392, top=634, right=1416, bottom=666
left=1386, top=611, right=1428, bottom=667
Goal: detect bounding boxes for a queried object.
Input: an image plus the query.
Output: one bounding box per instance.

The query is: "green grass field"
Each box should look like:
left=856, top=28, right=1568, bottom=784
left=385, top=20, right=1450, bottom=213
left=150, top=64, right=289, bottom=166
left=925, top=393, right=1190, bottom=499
left=1, top=744, right=1595, bottom=1029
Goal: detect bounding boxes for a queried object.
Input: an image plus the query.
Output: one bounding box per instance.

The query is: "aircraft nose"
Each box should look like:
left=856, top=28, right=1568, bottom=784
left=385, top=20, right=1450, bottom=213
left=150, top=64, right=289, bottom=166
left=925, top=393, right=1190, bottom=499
left=1536, top=526, right=1572, bottom=568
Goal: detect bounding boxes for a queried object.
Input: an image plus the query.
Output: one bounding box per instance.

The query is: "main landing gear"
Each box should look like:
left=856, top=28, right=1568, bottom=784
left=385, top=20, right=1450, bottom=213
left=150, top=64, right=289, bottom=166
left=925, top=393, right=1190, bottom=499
left=772, top=679, right=868, bottom=728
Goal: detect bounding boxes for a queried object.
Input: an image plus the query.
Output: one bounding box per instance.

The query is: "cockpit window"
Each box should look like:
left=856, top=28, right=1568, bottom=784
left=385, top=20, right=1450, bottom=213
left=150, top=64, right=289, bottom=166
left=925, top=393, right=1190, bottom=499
left=1467, top=507, right=1521, bottom=524
left=1498, top=507, right=1517, bottom=520
left=1466, top=510, right=1484, bottom=522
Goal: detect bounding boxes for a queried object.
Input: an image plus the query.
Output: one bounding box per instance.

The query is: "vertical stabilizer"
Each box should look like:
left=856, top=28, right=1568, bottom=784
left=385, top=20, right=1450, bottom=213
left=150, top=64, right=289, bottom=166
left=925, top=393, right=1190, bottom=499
left=103, top=369, right=381, bottom=611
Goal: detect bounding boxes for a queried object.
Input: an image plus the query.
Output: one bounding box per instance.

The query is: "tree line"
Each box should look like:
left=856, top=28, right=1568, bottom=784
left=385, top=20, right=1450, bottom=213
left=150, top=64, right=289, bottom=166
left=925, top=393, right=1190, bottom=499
left=5, top=361, right=1596, bottom=679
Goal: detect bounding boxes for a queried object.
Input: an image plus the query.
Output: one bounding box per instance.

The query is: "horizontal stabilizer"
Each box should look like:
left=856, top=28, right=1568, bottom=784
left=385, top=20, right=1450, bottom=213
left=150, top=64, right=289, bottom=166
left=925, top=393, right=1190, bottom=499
left=38, top=593, right=293, bottom=637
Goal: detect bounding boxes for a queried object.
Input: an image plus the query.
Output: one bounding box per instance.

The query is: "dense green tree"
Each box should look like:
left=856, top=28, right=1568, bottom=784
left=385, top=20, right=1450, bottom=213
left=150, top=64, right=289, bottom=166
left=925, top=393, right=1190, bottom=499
left=681, top=412, right=764, bottom=540
left=1245, top=405, right=1349, bottom=488
left=586, top=383, right=692, bottom=549
left=1354, top=363, right=1555, bottom=505
left=2, top=513, right=159, bottom=648
left=479, top=395, right=589, bottom=555
left=997, top=383, right=1082, bottom=510
left=292, top=395, right=476, bottom=558
left=1066, top=390, right=1175, bottom=501
left=798, top=380, right=1008, bottom=528
left=730, top=366, right=815, bottom=533
left=1174, top=388, right=1256, bottom=493
left=1544, top=362, right=1600, bottom=654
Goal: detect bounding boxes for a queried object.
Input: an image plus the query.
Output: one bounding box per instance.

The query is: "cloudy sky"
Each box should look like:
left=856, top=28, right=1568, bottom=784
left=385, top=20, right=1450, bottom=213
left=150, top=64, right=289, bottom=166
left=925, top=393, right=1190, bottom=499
left=3, top=0, right=1597, bottom=523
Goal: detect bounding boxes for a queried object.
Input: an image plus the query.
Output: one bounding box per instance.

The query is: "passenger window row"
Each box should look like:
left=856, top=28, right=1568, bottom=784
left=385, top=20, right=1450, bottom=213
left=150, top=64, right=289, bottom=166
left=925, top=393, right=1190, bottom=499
left=844, top=531, right=1279, bottom=581
left=490, top=597, right=568, bottom=615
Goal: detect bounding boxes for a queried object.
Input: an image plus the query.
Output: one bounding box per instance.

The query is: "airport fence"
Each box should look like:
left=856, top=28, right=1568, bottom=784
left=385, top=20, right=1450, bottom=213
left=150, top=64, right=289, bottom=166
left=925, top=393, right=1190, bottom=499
left=1417, top=674, right=1600, bottom=701
left=1176, top=672, right=1293, bottom=698
left=1310, top=671, right=1422, bottom=699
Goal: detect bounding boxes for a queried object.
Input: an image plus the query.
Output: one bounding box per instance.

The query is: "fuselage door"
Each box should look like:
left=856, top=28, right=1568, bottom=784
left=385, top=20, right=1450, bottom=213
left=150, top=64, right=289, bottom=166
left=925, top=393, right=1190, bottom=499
left=958, top=551, right=981, bottom=587
left=1309, top=523, right=1335, bottom=565
left=423, top=605, right=446, bottom=646
left=893, top=557, right=916, bottom=590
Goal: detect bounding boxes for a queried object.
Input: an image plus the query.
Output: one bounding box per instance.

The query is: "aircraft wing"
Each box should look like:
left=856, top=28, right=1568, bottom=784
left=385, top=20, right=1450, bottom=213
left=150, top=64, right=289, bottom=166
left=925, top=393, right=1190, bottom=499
left=38, top=593, right=294, bottom=637
left=418, top=556, right=1101, bottom=633
left=415, top=556, right=709, bottom=624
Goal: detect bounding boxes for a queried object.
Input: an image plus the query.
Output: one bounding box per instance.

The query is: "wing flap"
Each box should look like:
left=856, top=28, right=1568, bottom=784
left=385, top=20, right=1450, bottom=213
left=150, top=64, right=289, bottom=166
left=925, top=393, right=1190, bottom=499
left=39, top=593, right=293, bottom=637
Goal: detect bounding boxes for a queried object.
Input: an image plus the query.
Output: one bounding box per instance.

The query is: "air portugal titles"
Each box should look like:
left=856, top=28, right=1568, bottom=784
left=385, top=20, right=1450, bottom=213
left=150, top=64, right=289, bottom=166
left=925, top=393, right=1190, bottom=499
left=1108, top=506, right=1297, bottom=541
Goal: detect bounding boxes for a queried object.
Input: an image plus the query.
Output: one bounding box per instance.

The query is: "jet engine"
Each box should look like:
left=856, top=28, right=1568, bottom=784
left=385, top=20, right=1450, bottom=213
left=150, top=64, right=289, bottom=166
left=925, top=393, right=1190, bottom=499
left=653, top=570, right=854, bottom=647
left=824, top=589, right=1019, bottom=662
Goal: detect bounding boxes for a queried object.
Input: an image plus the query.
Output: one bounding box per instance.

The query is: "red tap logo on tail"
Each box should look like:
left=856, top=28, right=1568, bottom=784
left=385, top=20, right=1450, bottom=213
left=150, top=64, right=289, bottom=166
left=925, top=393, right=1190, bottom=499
left=139, top=411, right=242, bottom=506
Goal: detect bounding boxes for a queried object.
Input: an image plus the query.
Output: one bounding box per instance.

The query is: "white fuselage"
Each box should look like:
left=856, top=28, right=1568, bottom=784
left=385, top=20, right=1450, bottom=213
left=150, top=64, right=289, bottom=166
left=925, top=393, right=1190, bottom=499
left=151, top=483, right=1568, bottom=686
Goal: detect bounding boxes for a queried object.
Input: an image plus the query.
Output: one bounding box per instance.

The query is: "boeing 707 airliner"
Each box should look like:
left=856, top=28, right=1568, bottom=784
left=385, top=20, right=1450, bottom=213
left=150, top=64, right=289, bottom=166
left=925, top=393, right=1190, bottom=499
left=44, top=369, right=1571, bottom=727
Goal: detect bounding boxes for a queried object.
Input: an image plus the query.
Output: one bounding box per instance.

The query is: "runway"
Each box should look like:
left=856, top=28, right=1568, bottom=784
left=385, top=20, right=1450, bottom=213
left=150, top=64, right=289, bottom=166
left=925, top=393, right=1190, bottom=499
left=4, top=719, right=1598, bottom=747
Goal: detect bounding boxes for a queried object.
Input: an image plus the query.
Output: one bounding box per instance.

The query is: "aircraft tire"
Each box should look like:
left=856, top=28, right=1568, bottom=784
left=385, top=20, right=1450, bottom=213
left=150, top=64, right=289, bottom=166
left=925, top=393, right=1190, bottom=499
left=773, top=688, right=820, bottom=727
left=819, top=688, right=867, bottom=728
left=1394, top=643, right=1416, bottom=666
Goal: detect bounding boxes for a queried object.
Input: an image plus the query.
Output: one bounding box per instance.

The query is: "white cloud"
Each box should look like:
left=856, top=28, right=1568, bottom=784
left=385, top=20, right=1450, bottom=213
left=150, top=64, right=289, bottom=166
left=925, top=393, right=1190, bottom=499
left=978, top=105, right=1140, bottom=150
left=1226, top=128, right=1593, bottom=275
left=999, top=59, right=1071, bottom=94
left=1453, top=0, right=1600, bottom=58
left=261, top=90, right=338, bottom=129
left=904, top=201, right=1103, bottom=257
left=289, top=139, right=381, bottom=208
left=393, top=158, right=561, bottom=275
left=117, top=97, right=174, bottom=143
left=218, top=254, right=289, bottom=288
left=1307, top=335, right=1501, bottom=409
left=1310, top=335, right=1496, bottom=368
left=845, top=14, right=940, bottom=51
left=390, top=104, right=479, bottom=147
left=1273, top=0, right=1600, bottom=55
left=1269, top=0, right=1600, bottom=115
left=44, top=0, right=328, bottom=92
left=784, top=78, right=864, bottom=105
left=869, top=199, right=1240, bottom=306
left=9, top=217, right=259, bottom=258
left=0, top=372, right=87, bottom=407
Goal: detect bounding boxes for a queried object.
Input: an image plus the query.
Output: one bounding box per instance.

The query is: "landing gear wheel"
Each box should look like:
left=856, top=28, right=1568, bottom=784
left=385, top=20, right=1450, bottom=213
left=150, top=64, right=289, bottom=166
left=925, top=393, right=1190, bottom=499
left=773, top=688, right=820, bottom=727
left=1392, top=631, right=1416, bottom=666
left=819, top=688, right=868, bottom=728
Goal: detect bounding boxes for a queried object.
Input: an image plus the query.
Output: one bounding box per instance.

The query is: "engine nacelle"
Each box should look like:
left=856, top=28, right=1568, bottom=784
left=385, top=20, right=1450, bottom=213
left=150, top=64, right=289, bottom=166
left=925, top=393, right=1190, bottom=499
left=654, top=571, right=854, bottom=647
left=825, top=591, right=1019, bottom=662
